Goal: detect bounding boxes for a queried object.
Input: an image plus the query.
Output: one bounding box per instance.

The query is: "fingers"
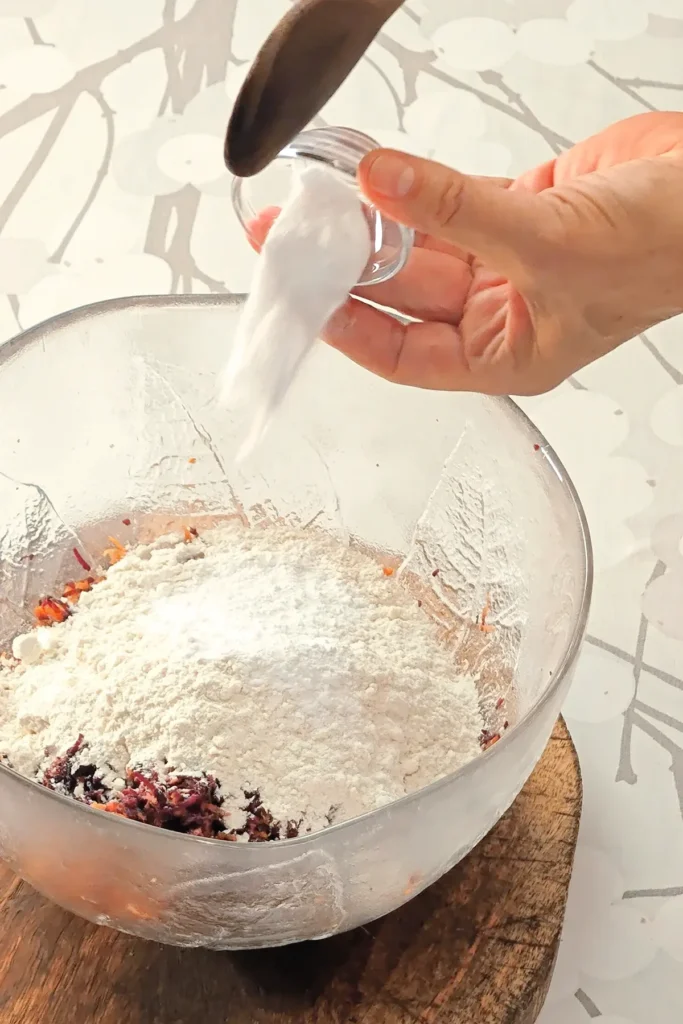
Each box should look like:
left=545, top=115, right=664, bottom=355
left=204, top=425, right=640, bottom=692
left=244, top=206, right=280, bottom=252
left=245, top=173, right=516, bottom=258
left=412, top=175, right=514, bottom=259
left=322, top=298, right=464, bottom=388
left=245, top=205, right=469, bottom=259
left=323, top=298, right=506, bottom=391
left=358, top=150, right=550, bottom=272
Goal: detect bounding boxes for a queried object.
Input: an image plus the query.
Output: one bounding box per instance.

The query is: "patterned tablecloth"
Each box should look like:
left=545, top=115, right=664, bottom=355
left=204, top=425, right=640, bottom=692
left=1, top=1, right=683, bottom=1020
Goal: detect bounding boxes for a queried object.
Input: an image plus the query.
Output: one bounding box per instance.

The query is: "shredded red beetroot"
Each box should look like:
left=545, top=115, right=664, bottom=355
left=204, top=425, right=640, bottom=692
left=37, top=739, right=297, bottom=841
left=72, top=547, right=91, bottom=573
left=219, top=789, right=300, bottom=843
left=101, top=767, right=226, bottom=838
left=40, top=734, right=107, bottom=802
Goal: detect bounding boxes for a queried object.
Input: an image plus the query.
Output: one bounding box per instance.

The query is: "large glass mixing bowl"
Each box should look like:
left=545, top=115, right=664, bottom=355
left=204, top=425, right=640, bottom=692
left=0, top=295, right=591, bottom=949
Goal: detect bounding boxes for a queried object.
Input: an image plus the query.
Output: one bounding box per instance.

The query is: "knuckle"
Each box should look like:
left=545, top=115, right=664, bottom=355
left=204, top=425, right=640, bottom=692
left=433, top=176, right=466, bottom=234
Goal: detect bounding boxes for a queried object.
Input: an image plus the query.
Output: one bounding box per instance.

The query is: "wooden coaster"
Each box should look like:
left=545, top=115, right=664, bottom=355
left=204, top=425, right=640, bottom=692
left=0, top=719, right=580, bottom=1024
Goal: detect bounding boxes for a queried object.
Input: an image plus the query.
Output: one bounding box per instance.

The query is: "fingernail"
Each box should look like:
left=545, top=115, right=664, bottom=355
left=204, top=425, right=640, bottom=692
left=366, top=153, right=415, bottom=199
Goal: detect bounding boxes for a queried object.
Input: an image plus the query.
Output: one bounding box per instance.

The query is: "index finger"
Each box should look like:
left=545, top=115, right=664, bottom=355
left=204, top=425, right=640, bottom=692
left=410, top=175, right=514, bottom=259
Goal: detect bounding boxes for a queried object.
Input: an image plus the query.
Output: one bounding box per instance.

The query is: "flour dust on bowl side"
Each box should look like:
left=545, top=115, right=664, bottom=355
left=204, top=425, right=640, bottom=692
left=0, top=295, right=591, bottom=949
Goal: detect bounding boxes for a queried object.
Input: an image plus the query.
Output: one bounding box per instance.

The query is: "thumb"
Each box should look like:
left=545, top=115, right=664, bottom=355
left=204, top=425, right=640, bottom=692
left=358, top=149, right=550, bottom=269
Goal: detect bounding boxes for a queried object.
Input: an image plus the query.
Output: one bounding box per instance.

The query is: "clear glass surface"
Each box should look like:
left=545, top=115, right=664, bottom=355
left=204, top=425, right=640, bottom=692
left=0, top=295, right=591, bottom=949
left=231, top=126, right=414, bottom=286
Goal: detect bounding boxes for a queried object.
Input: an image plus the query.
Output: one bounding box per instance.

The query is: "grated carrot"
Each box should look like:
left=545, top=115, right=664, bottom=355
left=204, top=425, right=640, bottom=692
left=103, top=536, right=127, bottom=565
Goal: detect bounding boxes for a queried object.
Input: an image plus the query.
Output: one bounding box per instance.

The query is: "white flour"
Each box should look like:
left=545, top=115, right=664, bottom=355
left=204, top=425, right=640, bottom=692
left=221, top=166, right=371, bottom=460
left=0, top=523, right=483, bottom=834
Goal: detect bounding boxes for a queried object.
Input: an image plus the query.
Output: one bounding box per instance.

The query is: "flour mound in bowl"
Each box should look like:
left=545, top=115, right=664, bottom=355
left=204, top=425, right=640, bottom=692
left=0, top=522, right=484, bottom=840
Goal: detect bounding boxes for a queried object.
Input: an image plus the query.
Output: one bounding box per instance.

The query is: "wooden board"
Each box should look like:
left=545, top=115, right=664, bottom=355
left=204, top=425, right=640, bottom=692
left=0, top=719, right=580, bottom=1024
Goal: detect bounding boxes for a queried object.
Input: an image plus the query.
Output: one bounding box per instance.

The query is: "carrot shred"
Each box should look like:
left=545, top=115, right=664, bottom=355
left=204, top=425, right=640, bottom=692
left=62, top=576, right=98, bottom=604
left=479, top=593, right=495, bottom=633
left=103, top=536, right=126, bottom=565
left=34, top=597, right=71, bottom=625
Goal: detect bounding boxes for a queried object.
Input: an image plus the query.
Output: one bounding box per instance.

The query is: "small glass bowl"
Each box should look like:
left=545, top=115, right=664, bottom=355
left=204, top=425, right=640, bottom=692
left=231, top=126, right=414, bottom=286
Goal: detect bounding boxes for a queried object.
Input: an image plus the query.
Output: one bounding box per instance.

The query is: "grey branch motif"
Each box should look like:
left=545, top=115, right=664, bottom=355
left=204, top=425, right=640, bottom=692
left=587, top=59, right=658, bottom=114
left=620, top=77, right=683, bottom=93
left=575, top=988, right=602, bottom=1018
left=634, top=700, right=683, bottom=734
left=144, top=0, right=237, bottom=293
left=24, top=18, right=47, bottom=46
left=376, top=31, right=574, bottom=154
left=567, top=375, right=587, bottom=391
left=0, top=99, right=74, bottom=236
left=616, top=602, right=652, bottom=787
left=640, top=332, right=683, bottom=386
left=0, top=10, right=199, bottom=141
left=146, top=187, right=228, bottom=294
left=365, top=53, right=406, bottom=130
left=376, top=31, right=420, bottom=108
left=612, top=561, right=683, bottom=817
left=0, top=0, right=239, bottom=300
left=50, top=89, right=116, bottom=265
left=623, top=885, right=683, bottom=899
left=161, top=0, right=186, bottom=117
left=585, top=633, right=683, bottom=691
left=6, top=295, right=21, bottom=332
left=478, top=69, right=573, bottom=155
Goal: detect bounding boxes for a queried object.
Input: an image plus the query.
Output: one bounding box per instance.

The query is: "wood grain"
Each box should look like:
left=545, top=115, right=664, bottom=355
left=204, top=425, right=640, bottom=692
left=0, top=719, right=580, bottom=1024
left=224, top=0, right=404, bottom=176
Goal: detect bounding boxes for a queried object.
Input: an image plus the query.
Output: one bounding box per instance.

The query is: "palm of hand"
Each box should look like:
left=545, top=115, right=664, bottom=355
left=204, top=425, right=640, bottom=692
left=445, top=113, right=683, bottom=394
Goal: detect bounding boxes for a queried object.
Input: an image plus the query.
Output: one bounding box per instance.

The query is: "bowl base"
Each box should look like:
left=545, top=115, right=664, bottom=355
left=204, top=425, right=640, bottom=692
left=0, top=718, right=580, bottom=1024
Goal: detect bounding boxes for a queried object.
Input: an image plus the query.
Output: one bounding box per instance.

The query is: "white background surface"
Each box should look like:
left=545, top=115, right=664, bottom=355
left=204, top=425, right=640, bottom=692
left=1, top=1, right=683, bottom=1019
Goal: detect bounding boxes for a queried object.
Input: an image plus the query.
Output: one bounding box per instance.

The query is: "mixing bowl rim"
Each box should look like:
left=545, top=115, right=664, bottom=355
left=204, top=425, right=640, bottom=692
left=0, top=292, right=593, bottom=853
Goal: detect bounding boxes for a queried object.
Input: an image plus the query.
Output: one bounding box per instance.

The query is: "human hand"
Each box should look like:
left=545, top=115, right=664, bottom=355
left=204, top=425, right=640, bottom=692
left=249, top=112, right=683, bottom=395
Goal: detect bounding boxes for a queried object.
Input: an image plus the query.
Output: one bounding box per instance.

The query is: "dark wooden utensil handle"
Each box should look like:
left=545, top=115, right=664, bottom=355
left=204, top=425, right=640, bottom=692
left=224, top=0, right=404, bottom=177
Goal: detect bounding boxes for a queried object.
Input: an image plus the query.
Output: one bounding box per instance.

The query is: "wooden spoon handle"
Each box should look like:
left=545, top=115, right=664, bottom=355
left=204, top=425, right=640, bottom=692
left=224, top=0, right=404, bottom=177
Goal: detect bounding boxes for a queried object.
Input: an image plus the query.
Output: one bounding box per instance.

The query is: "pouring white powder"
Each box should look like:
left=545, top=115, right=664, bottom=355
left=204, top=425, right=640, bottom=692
left=221, top=165, right=372, bottom=459
left=0, top=523, right=484, bottom=836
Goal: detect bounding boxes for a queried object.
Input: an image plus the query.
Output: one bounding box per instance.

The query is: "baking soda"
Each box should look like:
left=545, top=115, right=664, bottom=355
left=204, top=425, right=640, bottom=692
left=220, top=166, right=371, bottom=459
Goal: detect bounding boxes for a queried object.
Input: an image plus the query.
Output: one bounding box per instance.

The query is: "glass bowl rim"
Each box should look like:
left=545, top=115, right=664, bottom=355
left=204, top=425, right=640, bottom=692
left=0, top=292, right=593, bottom=853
